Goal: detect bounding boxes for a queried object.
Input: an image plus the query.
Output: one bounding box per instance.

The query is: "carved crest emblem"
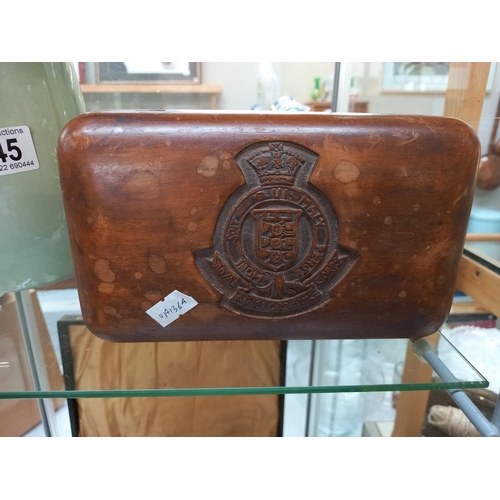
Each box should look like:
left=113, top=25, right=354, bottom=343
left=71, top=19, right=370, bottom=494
left=194, top=141, right=358, bottom=318
left=252, top=208, right=301, bottom=271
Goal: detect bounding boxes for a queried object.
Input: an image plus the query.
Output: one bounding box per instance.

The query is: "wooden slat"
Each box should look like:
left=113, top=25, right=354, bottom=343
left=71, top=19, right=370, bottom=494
left=450, top=301, right=490, bottom=315
left=465, top=233, right=500, bottom=242
left=37, top=275, right=78, bottom=290
left=391, top=333, right=439, bottom=437
left=81, top=83, right=222, bottom=94
left=443, top=62, right=491, bottom=132
left=450, top=300, right=490, bottom=315
left=456, top=254, right=500, bottom=317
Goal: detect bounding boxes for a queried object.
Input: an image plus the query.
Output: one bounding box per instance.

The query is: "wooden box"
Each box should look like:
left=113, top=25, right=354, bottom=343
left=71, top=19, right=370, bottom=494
left=57, top=112, right=479, bottom=342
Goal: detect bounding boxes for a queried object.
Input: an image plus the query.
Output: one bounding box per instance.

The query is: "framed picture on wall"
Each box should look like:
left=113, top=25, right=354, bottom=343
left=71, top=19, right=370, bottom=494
left=381, top=62, right=496, bottom=93
left=96, top=62, right=201, bottom=84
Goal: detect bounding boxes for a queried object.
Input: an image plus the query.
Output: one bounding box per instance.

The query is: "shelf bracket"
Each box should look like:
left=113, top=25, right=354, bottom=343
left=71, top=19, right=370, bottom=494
left=412, top=338, right=499, bottom=437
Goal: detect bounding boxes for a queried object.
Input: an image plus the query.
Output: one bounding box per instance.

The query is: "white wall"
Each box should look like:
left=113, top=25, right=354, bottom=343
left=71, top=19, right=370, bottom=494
left=280, top=62, right=335, bottom=104
left=202, top=62, right=260, bottom=110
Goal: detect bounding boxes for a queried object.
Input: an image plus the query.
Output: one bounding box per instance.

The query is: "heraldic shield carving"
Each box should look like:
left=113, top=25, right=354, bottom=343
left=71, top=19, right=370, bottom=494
left=194, top=141, right=359, bottom=319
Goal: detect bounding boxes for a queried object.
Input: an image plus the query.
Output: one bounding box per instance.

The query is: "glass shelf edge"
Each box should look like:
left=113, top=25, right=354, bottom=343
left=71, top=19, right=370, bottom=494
left=0, top=379, right=489, bottom=400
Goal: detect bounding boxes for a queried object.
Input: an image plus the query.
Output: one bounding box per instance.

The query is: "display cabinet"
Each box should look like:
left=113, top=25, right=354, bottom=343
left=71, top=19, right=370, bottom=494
left=0, top=288, right=492, bottom=436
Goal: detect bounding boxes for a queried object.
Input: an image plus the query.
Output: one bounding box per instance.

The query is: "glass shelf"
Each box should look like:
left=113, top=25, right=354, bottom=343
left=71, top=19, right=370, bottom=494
left=0, top=288, right=488, bottom=399
left=464, top=244, right=500, bottom=273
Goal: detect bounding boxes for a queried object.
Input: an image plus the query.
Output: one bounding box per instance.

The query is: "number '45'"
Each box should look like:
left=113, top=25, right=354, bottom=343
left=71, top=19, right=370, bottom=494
left=0, top=139, right=22, bottom=163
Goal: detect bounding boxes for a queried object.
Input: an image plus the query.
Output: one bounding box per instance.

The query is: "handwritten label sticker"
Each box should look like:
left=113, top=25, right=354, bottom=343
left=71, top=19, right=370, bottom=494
left=0, top=126, right=40, bottom=177
left=146, top=290, right=198, bottom=328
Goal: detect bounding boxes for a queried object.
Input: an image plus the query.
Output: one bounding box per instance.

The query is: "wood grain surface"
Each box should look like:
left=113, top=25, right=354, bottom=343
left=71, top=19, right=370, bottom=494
left=57, top=112, right=480, bottom=342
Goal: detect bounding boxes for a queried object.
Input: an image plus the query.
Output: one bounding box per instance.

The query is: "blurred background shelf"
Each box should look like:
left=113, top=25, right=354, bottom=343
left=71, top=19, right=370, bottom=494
left=80, top=84, right=222, bottom=109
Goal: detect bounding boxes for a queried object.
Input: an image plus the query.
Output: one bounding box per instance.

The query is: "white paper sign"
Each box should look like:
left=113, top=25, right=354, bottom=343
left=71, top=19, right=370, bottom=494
left=0, top=126, right=40, bottom=177
left=146, top=290, right=198, bottom=328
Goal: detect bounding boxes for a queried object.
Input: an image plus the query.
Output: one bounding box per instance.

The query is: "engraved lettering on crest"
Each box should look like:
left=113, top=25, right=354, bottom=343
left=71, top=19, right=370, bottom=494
left=194, top=141, right=358, bottom=319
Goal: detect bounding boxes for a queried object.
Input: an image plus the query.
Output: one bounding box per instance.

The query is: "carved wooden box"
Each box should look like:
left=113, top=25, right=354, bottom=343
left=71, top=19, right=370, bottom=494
left=57, top=112, right=479, bottom=342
